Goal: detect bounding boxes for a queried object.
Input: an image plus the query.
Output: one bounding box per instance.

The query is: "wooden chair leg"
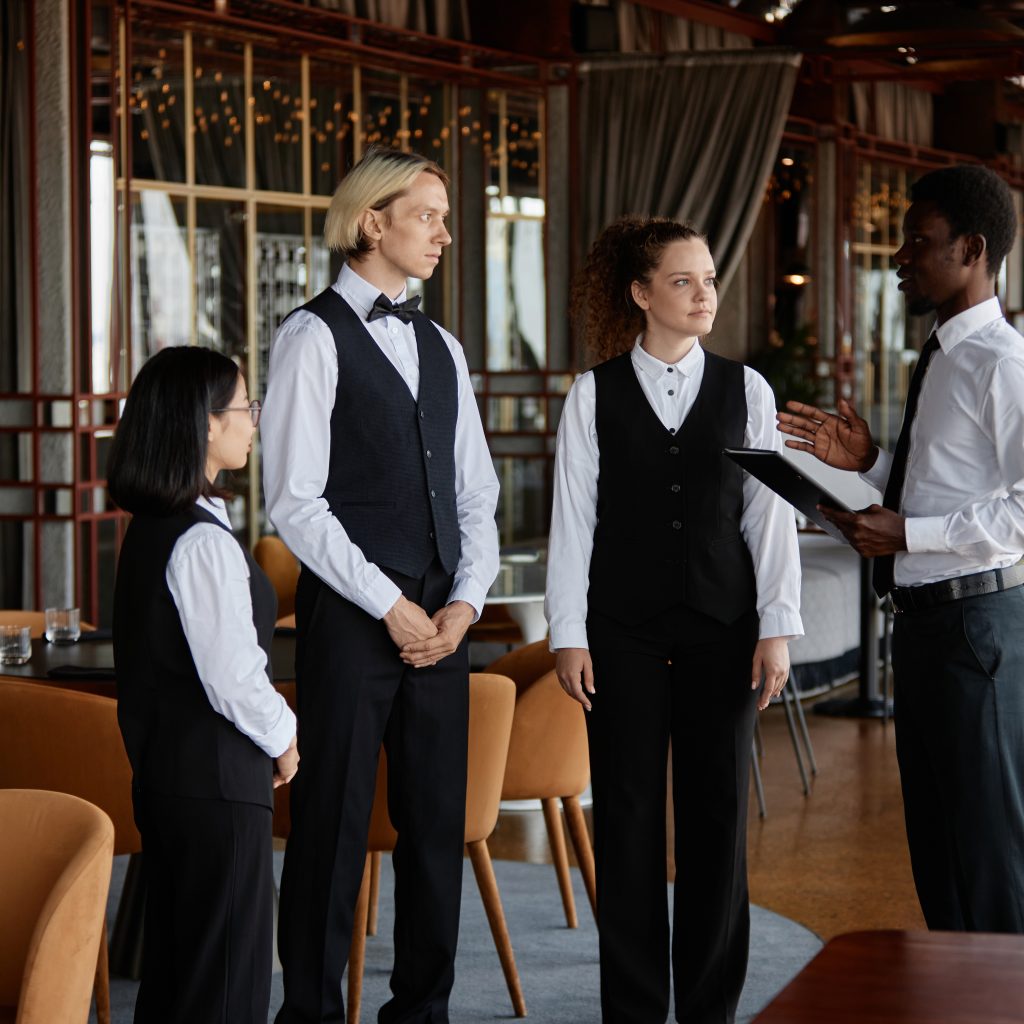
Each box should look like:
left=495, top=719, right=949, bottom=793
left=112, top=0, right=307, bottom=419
left=751, top=739, right=767, bottom=818
left=467, top=839, right=527, bottom=1018
left=541, top=796, right=577, bottom=928
left=94, top=915, right=111, bottom=1024
left=367, top=850, right=382, bottom=936
left=347, top=853, right=372, bottom=1024
left=562, top=794, right=597, bottom=921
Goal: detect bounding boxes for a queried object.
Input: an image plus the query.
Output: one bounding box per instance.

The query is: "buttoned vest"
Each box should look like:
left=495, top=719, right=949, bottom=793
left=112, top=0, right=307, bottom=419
left=587, top=350, right=756, bottom=626
left=113, top=504, right=277, bottom=809
left=289, top=288, right=461, bottom=579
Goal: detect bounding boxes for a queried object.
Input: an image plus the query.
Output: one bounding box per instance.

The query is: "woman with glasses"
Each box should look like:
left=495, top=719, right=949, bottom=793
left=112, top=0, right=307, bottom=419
left=108, top=345, right=298, bottom=1024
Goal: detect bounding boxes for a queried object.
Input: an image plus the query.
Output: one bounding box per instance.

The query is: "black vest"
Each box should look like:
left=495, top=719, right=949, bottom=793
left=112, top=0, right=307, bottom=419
left=113, top=505, right=277, bottom=809
left=587, top=350, right=756, bottom=626
left=289, top=288, right=461, bottom=578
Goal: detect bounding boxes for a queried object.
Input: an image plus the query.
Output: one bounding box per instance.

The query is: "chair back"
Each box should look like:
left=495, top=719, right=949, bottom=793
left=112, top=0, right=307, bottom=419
left=0, top=681, right=140, bottom=855
left=0, top=612, right=95, bottom=640
left=502, top=669, right=590, bottom=801
left=366, top=673, right=516, bottom=849
left=253, top=537, right=300, bottom=620
left=0, top=789, right=113, bottom=1023
left=485, top=639, right=555, bottom=694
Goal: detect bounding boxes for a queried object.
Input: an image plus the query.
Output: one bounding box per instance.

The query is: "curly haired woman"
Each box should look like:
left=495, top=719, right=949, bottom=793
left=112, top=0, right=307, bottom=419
left=545, top=217, right=803, bottom=1024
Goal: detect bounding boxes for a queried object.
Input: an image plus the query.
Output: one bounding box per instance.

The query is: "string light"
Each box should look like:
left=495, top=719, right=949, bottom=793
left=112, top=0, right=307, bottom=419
left=130, top=62, right=543, bottom=177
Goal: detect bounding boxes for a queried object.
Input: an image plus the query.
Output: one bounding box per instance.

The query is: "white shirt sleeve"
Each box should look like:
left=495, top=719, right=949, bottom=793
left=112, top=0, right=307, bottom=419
left=905, top=355, right=1024, bottom=557
left=740, top=369, right=804, bottom=640
left=545, top=373, right=599, bottom=651
left=439, top=327, right=501, bottom=619
left=261, top=313, right=403, bottom=620
left=166, top=524, right=296, bottom=759
left=861, top=447, right=893, bottom=494
left=545, top=368, right=804, bottom=649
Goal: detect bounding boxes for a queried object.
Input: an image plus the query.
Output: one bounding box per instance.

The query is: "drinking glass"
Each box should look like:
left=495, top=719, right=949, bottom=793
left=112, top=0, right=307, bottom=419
left=45, top=607, right=81, bottom=645
left=0, top=625, right=32, bottom=665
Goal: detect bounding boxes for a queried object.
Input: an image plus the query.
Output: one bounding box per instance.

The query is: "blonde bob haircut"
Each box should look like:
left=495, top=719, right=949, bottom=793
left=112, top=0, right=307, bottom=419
left=323, top=145, right=450, bottom=261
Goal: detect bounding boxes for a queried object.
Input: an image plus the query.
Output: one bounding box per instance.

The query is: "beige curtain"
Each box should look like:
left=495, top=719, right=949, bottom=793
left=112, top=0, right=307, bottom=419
left=614, top=1, right=753, bottom=53
left=851, top=82, right=933, bottom=147
left=577, top=51, right=801, bottom=296
left=308, top=0, right=471, bottom=40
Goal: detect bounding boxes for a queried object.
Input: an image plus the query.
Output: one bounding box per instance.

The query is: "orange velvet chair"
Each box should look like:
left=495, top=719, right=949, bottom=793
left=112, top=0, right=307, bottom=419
left=253, top=536, right=300, bottom=621
left=0, top=681, right=139, bottom=1024
left=346, top=672, right=524, bottom=1023
left=0, top=789, right=114, bottom=1024
left=485, top=641, right=597, bottom=928
left=0, top=611, right=95, bottom=638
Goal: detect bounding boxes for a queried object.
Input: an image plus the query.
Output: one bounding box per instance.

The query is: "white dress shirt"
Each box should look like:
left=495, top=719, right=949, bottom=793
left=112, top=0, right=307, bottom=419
left=261, top=263, right=500, bottom=620
left=861, top=296, right=1024, bottom=586
left=546, top=340, right=804, bottom=650
left=165, top=497, right=297, bottom=759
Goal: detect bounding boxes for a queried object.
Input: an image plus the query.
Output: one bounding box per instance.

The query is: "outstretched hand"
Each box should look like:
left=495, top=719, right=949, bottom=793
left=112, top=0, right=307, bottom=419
left=776, top=398, right=877, bottom=473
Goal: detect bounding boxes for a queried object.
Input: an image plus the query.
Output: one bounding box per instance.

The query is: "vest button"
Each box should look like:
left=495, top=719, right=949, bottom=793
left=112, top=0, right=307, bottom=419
left=668, top=445, right=679, bottom=455
left=419, top=410, right=425, bottom=419
left=429, top=531, right=435, bottom=540
left=430, top=489, right=437, bottom=498
left=672, top=520, right=682, bottom=530
left=670, top=484, right=681, bottom=493
left=425, top=449, right=432, bottom=458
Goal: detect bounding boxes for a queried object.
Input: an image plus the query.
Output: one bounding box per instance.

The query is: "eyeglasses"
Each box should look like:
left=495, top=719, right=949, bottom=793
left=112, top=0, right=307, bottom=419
left=212, top=399, right=261, bottom=426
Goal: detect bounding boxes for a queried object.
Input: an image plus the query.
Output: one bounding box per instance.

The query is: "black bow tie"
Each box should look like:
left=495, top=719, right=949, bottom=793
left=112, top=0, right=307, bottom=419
left=366, top=293, right=421, bottom=324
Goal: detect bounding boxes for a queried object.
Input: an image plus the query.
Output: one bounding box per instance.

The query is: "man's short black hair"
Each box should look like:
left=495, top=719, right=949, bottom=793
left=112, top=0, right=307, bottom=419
left=910, top=165, right=1017, bottom=278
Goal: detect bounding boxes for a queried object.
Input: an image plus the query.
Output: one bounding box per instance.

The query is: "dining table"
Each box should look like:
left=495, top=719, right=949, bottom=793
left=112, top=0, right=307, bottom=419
left=0, top=631, right=301, bottom=688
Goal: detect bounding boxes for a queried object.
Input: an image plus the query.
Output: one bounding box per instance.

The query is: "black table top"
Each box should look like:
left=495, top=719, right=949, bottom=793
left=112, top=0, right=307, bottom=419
left=0, top=634, right=298, bottom=685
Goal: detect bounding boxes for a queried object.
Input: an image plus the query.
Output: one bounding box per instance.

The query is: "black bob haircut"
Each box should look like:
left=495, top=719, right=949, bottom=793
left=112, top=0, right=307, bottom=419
left=910, top=165, right=1017, bottom=278
left=107, top=346, right=241, bottom=516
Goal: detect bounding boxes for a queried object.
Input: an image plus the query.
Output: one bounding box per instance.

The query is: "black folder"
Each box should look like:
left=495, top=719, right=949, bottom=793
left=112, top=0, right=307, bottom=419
left=723, top=448, right=852, bottom=544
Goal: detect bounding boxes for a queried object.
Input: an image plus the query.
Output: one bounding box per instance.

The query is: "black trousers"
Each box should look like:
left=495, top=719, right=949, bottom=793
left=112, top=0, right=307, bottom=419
left=892, top=585, right=1024, bottom=932
left=586, top=605, right=760, bottom=1024
left=276, top=558, right=469, bottom=1024
left=133, top=792, right=274, bottom=1024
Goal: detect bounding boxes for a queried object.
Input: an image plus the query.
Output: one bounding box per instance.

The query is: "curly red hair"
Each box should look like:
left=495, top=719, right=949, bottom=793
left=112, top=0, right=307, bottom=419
left=572, top=217, right=708, bottom=365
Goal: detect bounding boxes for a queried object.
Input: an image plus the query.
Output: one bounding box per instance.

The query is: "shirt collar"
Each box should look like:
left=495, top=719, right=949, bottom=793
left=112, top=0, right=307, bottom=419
left=197, top=495, right=231, bottom=529
left=333, top=262, right=408, bottom=320
left=934, top=296, right=1003, bottom=353
left=631, top=336, right=704, bottom=379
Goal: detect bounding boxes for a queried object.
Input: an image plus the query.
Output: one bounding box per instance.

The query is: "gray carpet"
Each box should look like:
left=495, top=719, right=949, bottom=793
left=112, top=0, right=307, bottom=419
left=93, top=851, right=821, bottom=1023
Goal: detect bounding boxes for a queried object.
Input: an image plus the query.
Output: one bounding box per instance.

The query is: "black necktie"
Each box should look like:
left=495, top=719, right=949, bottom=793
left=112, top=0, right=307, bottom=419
left=366, top=293, right=421, bottom=324
left=872, top=332, right=941, bottom=598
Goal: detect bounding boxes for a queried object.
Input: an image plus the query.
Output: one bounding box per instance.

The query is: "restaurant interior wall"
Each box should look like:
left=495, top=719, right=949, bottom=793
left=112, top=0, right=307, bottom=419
left=3, top=0, right=571, bottom=626
left=8, top=0, right=1024, bottom=626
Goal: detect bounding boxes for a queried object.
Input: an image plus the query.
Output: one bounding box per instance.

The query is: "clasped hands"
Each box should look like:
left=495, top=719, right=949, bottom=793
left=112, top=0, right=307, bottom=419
left=776, top=397, right=908, bottom=558
left=384, top=595, right=475, bottom=668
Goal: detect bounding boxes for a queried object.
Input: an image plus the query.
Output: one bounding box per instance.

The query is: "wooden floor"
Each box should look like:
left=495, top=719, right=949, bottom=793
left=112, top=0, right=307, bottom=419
left=486, top=682, right=926, bottom=939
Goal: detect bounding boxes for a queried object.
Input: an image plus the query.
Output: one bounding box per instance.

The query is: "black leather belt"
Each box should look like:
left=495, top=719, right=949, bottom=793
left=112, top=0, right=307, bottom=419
left=890, top=562, right=1024, bottom=614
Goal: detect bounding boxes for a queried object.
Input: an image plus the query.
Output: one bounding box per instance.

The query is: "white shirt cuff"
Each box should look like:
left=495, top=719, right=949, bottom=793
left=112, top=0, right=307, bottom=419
left=257, top=701, right=298, bottom=759
left=758, top=609, right=804, bottom=640
left=549, top=623, right=590, bottom=651
left=904, top=515, right=948, bottom=554
left=363, top=573, right=404, bottom=620
left=448, top=579, right=487, bottom=622
left=860, top=448, right=892, bottom=493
